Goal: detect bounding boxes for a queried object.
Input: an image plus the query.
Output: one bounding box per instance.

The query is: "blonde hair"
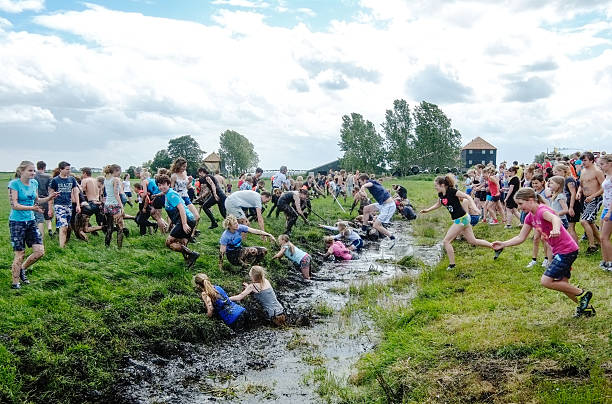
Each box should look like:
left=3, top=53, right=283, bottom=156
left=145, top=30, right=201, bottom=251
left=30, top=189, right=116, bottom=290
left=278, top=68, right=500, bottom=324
left=514, top=187, right=547, bottom=205
left=553, top=164, right=570, bottom=178
left=15, top=160, right=34, bottom=178
left=249, top=266, right=266, bottom=283
left=599, top=154, right=612, bottom=164
left=324, top=235, right=334, bottom=244
left=223, top=215, right=238, bottom=229
left=193, top=273, right=219, bottom=299
left=104, top=164, right=121, bottom=175
left=548, top=176, right=565, bottom=200
left=277, top=234, right=295, bottom=255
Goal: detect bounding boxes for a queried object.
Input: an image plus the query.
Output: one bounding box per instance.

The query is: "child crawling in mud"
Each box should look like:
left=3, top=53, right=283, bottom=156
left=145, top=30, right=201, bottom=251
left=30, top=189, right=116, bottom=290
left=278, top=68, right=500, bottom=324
left=194, top=273, right=248, bottom=330
left=230, top=266, right=286, bottom=326
left=322, top=236, right=357, bottom=261
left=319, top=221, right=363, bottom=252
left=273, top=234, right=312, bottom=279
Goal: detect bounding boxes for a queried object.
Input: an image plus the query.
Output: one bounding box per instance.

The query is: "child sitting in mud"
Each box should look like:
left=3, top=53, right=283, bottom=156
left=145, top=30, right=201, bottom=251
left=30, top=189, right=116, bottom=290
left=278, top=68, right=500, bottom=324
left=194, top=273, right=248, bottom=330
left=230, top=266, right=286, bottom=326
left=272, top=234, right=312, bottom=279
left=322, top=236, right=357, bottom=261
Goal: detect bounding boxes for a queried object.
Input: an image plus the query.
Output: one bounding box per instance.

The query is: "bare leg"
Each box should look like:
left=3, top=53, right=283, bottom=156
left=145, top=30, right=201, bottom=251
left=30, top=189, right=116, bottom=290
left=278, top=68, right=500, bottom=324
left=442, top=224, right=465, bottom=265
left=568, top=223, right=578, bottom=242
left=532, top=230, right=541, bottom=259
left=540, top=276, right=581, bottom=302
left=22, top=244, right=45, bottom=269
left=59, top=226, right=68, bottom=248
left=581, top=219, right=597, bottom=247
left=373, top=219, right=391, bottom=238
left=462, top=226, right=493, bottom=248
left=600, top=220, right=612, bottom=261
left=11, top=251, right=25, bottom=284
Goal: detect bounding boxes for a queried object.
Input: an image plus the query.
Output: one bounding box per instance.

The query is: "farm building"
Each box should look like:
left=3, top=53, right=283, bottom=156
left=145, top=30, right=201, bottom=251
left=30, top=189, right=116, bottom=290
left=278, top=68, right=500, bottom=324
left=461, top=137, right=497, bottom=169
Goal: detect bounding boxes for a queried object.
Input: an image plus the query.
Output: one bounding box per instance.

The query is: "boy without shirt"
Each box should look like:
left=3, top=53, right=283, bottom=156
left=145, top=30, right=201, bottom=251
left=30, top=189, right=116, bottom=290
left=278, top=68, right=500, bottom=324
left=79, top=168, right=105, bottom=238
left=577, top=152, right=605, bottom=252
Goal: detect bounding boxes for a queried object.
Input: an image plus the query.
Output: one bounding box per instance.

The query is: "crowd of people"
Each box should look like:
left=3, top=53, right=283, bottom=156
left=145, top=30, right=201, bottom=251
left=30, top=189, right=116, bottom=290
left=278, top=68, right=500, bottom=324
left=7, top=151, right=609, bottom=324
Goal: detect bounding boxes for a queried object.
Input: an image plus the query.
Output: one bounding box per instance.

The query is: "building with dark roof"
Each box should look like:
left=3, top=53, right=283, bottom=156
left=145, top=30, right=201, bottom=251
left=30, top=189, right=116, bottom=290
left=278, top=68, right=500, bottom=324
left=461, top=137, right=497, bottom=169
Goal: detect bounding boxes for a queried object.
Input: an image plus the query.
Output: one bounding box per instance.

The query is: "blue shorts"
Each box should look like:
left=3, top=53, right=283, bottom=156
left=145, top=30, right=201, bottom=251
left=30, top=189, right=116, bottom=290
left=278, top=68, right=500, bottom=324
left=351, top=238, right=364, bottom=251
left=182, top=196, right=192, bottom=206
left=602, top=208, right=610, bottom=221
left=466, top=188, right=472, bottom=195
left=54, top=204, right=72, bottom=228
left=470, top=215, right=480, bottom=226
left=543, top=250, right=578, bottom=280
left=9, top=220, right=43, bottom=251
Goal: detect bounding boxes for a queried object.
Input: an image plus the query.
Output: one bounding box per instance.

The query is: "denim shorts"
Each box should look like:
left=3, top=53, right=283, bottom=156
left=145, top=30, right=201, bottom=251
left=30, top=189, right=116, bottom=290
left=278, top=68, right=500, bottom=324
left=543, top=250, right=578, bottom=280
left=470, top=215, right=480, bottom=226
left=9, top=220, right=42, bottom=251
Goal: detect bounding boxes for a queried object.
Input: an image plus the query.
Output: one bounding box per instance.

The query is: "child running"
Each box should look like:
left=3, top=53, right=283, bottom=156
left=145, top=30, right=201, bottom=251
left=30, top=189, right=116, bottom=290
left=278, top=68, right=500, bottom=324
left=273, top=234, right=312, bottom=279
left=230, top=266, right=286, bottom=326
left=492, top=188, right=595, bottom=317
left=194, top=273, right=248, bottom=330
left=598, top=154, right=612, bottom=271
left=419, top=174, right=502, bottom=270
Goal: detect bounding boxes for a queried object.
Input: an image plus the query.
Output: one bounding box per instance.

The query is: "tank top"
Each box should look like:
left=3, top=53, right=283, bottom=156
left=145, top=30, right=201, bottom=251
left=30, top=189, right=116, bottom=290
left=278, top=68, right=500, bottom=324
left=283, top=244, right=307, bottom=264
left=487, top=178, right=500, bottom=196
left=253, top=285, right=284, bottom=319
left=173, top=177, right=189, bottom=197
left=439, top=187, right=466, bottom=220
left=602, top=176, right=612, bottom=209
left=104, top=178, right=120, bottom=206
left=213, top=286, right=245, bottom=325
left=200, top=174, right=223, bottom=194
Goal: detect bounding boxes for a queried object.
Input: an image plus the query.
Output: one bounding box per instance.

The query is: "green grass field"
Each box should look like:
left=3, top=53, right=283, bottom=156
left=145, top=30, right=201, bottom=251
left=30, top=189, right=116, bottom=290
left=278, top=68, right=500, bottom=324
left=0, top=175, right=610, bottom=403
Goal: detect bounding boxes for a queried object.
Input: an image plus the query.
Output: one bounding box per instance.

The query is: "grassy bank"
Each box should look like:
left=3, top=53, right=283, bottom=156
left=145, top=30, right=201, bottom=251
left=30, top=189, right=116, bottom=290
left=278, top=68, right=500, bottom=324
left=311, top=185, right=612, bottom=403
left=0, top=176, right=372, bottom=403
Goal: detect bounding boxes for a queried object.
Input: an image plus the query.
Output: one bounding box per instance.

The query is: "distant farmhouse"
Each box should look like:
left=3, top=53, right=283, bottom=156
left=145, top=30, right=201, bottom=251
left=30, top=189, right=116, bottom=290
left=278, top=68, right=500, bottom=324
left=461, top=137, right=497, bottom=169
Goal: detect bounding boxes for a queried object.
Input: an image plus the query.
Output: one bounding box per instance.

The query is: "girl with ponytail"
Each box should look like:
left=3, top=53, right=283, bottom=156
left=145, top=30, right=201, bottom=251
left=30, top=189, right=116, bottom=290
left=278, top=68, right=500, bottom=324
left=420, top=174, right=502, bottom=271
left=491, top=187, right=595, bottom=317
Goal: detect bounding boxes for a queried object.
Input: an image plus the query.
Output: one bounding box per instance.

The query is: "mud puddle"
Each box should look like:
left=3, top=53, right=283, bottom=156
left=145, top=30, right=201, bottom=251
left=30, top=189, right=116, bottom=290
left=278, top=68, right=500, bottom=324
left=118, top=222, right=440, bottom=403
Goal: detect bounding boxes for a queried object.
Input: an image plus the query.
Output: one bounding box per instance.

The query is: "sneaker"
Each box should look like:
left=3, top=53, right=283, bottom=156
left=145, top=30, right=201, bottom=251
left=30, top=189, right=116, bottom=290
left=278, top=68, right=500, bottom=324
left=504, top=224, right=512, bottom=229
left=186, top=251, right=200, bottom=269
left=208, top=222, right=219, bottom=229
left=577, top=290, right=592, bottom=312
left=582, top=305, right=596, bottom=317
left=494, top=248, right=504, bottom=260
left=19, top=269, right=30, bottom=285
left=541, top=258, right=549, bottom=268
left=526, top=260, right=538, bottom=268
left=446, top=264, right=456, bottom=271
left=586, top=246, right=599, bottom=254
left=599, top=261, right=607, bottom=269
left=489, top=219, right=499, bottom=225
left=11, top=283, right=20, bottom=289
left=48, top=229, right=53, bottom=237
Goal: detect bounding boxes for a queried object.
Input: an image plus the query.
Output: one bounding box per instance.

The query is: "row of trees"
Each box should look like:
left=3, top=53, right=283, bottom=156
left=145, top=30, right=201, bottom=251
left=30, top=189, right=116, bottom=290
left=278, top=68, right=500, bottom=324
left=339, top=100, right=462, bottom=174
left=143, top=131, right=259, bottom=177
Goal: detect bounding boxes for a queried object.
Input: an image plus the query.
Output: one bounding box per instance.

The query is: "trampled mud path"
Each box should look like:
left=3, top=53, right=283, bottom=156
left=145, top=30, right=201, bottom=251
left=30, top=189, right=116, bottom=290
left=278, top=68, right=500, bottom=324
left=117, top=222, right=441, bottom=403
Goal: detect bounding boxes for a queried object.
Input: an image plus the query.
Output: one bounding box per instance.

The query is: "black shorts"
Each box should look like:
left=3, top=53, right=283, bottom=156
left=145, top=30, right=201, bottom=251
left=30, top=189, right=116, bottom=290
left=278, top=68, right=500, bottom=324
left=567, top=199, right=582, bottom=223
left=169, top=219, right=196, bottom=239
left=476, top=191, right=486, bottom=201
left=490, top=194, right=501, bottom=202
left=152, top=194, right=165, bottom=209
left=505, top=197, right=518, bottom=209
left=81, top=202, right=101, bottom=216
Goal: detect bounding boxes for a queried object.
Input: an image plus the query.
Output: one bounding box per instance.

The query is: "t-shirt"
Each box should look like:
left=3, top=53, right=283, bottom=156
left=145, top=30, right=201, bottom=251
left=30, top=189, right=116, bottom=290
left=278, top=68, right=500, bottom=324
left=272, top=172, right=290, bottom=189
left=164, top=188, right=195, bottom=223
left=438, top=187, right=466, bottom=220
left=524, top=205, right=578, bottom=255
left=226, top=190, right=262, bottom=209
left=283, top=244, right=308, bottom=264
left=367, top=180, right=391, bottom=204
left=331, top=241, right=352, bottom=260
left=34, top=172, right=51, bottom=197
left=146, top=178, right=160, bottom=195
left=8, top=179, right=38, bottom=221
left=550, top=193, right=567, bottom=220
left=239, top=182, right=253, bottom=191
left=49, top=176, right=78, bottom=206
left=220, top=224, right=249, bottom=251
left=507, top=176, right=520, bottom=200
left=563, top=177, right=576, bottom=206
left=123, top=180, right=131, bottom=193
left=213, top=286, right=246, bottom=325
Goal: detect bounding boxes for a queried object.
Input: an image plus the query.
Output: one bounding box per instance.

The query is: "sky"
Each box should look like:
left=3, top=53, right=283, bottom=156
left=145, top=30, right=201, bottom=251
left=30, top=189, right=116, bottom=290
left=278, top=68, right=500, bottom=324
left=1, top=0, right=612, bottom=172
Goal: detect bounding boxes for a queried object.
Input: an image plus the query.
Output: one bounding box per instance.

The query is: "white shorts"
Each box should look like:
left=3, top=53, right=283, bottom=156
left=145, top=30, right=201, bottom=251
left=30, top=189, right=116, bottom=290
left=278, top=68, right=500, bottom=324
left=224, top=200, right=246, bottom=219
left=374, top=201, right=396, bottom=224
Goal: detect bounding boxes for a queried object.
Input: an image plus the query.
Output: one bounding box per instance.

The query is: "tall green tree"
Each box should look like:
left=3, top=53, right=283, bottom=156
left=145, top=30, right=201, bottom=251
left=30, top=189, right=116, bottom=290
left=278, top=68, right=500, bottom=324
left=149, top=149, right=172, bottom=173
left=338, top=113, right=385, bottom=173
left=167, top=135, right=205, bottom=175
left=219, top=130, right=259, bottom=176
left=412, top=101, right=462, bottom=170
left=382, top=99, right=414, bottom=176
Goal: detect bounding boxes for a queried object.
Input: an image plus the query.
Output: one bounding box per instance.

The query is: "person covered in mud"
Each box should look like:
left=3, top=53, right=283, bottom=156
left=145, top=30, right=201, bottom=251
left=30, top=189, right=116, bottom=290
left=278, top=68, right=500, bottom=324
left=229, top=266, right=286, bottom=326
left=349, top=188, right=371, bottom=215
left=276, top=189, right=310, bottom=235
left=419, top=174, right=502, bottom=271
left=322, top=235, right=357, bottom=261
left=319, top=221, right=363, bottom=252
left=219, top=215, right=273, bottom=269
left=392, top=184, right=408, bottom=201
left=397, top=198, right=417, bottom=221
left=272, top=234, right=312, bottom=279
left=194, top=273, right=248, bottom=330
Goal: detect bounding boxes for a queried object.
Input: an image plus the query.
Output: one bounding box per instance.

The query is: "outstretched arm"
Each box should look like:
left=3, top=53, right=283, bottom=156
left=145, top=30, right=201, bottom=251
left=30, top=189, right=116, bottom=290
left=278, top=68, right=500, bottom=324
left=491, top=224, right=532, bottom=250
left=420, top=200, right=441, bottom=214
left=230, top=284, right=254, bottom=301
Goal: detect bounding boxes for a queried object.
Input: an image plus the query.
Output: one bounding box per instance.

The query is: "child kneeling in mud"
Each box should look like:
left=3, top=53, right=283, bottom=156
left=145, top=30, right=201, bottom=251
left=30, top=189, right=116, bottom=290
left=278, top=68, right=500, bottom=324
left=322, top=235, right=357, bottom=261
left=230, top=266, right=286, bottom=326
left=194, top=273, right=248, bottom=330
left=273, top=234, right=312, bottom=279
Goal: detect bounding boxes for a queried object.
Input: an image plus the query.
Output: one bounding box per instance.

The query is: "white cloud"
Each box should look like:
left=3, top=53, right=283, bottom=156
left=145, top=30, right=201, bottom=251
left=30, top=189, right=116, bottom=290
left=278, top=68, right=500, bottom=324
left=211, top=0, right=269, bottom=8
left=0, top=0, right=44, bottom=13
left=1, top=2, right=612, bottom=171
left=297, top=8, right=316, bottom=17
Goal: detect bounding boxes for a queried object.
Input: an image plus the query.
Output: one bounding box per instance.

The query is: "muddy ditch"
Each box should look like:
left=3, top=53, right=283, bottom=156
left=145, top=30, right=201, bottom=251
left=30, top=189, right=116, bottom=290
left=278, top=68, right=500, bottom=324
left=115, top=221, right=441, bottom=403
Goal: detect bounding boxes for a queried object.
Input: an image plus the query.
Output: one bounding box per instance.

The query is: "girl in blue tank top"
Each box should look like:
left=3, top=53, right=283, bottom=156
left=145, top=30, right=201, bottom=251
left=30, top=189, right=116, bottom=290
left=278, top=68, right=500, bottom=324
left=194, top=273, right=247, bottom=330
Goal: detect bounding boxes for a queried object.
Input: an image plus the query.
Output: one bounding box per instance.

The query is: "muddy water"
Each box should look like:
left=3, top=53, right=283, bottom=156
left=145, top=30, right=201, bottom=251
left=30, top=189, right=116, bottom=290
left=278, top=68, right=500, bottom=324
left=118, top=222, right=441, bottom=403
